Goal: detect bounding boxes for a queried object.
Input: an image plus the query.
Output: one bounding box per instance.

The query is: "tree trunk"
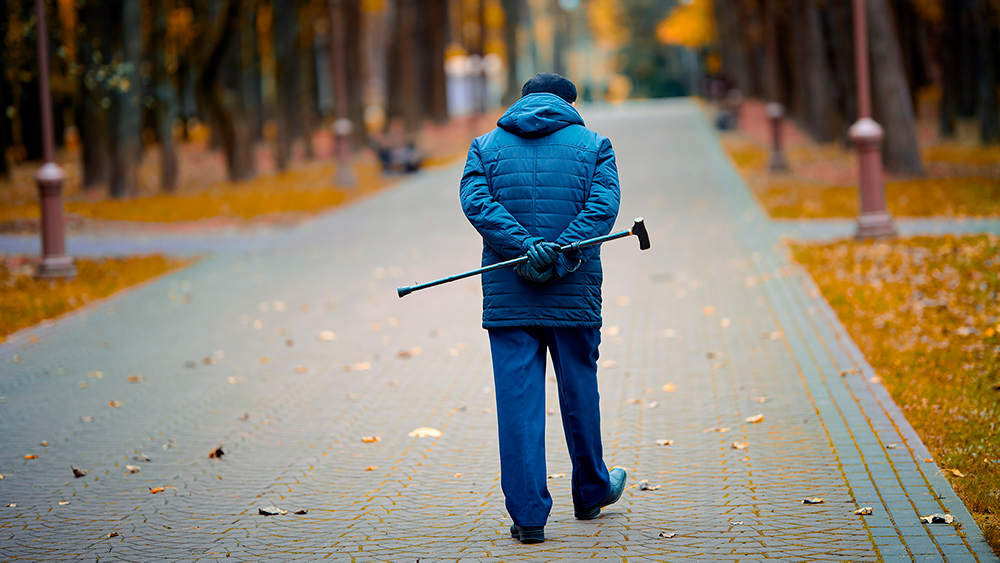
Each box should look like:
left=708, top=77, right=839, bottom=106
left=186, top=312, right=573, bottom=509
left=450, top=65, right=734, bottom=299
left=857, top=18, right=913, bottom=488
left=343, top=0, right=366, bottom=147
left=866, top=0, right=923, bottom=175
left=424, top=0, right=449, bottom=122
left=0, top=3, right=10, bottom=179
left=298, top=6, right=317, bottom=161
left=976, top=0, right=999, bottom=143
left=151, top=0, right=178, bottom=192
left=387, top=0, right=421, bottom=133
left=199, top=0, right=256, bottom=182
left=939, top=0, right=960, bottom=137
left=501, top=0, right=520, bottom=105
left=273, top=0, right=298, bottom=170
left=798, top=0, right=835, bottom=142
left=821, top=0, right=857, bottom=141
left=75, top=0, right=112, bottom=187
left=243, top=0, right=264, bottom=141
left=109, top=0, right=143, bottom=198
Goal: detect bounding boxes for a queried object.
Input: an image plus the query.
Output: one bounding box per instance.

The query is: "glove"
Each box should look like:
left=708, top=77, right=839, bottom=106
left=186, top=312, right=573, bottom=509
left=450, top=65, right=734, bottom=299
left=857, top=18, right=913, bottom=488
left=526, top=241, right=561, bottom=271
left=515, top=260, right=556, bottom=283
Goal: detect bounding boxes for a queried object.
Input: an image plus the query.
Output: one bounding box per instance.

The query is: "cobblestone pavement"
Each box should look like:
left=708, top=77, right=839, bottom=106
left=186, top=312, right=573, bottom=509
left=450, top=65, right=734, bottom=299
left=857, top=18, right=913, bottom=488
left=1, top=100, right=996, bottom=561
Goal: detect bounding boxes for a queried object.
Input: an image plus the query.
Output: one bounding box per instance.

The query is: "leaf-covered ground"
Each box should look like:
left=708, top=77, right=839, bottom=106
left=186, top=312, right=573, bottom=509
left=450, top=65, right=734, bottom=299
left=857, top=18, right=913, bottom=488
left=721, top=100, right=1000, bottom=220
left=0, top=254, right=192, bottom=342
left=793, top=235, right=1000, bottom=550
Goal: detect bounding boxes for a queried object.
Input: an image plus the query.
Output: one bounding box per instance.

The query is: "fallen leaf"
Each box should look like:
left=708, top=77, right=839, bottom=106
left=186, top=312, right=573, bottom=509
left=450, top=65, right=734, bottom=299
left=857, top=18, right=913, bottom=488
left=408, top=426, right=442, bottom=438
left=703, top=427, right=731, bottom=433
left=79, top=382, right=89, bottom=389
left=133, top=453, right=151, bottom=462
left=208, top=446, right=225, bottom=459
left=361, top=436, right=381, bottom=443
left=58, top=501, right=70, bottom=505
left=659, top=531, right=676, bottom=538
left=239, top=413, right=250, bottom=422
left=655, top=439, right=674, bottom=446
left=285, top=339, right=294, bottom=348
left=616, top=296, right=630, bottom=306
left=720, top=318, right=731, bottom=327
left=40, top=441, right=48, bottom=446
left=662, top=383, right=676, bottom=393
left=295, top=365, right=308, bottom=374
left=108, top=401, right=121, bottom=408
left=294, top=509, right=308, bottom=515
left=149, top=487, right=165, bottom=494
left=944, top=468, right=965, bottom=478
left=730, top=521, right=744, bottom=525
left=647, top=401, right=659, bottom=409
left=24, top=454, right=37, bottom=460
left=886, top=443, right=899, bottom=449
left=6, top=503, right=16, bottom=507
left=547, top=473, right=566, bottom=479
left=365, top=465, right=378, bottom=471
left=601, top=360, right=618, bottom=369
left=80, top=416, right=93, bottom=423
left=920, top=513, right=955, bottom=524
left=627, top=398, right=643, bottom=405
left=802, top=497, right=824, bottom=504
left=124, top=465, right=140, bottom=474
left=702, top=306, right=715, bottom=315
left=318, top=330, right=337, bottom=341
left=712, top=362, right=725, bottom=369
left=354, top=362, right=371, bottom=371
left=744, top=414, right=764, bottom=423
left=0, top=474, right=4, bottom=480
left=854, top=507, right=873, bottom=515
left=88, top=371, right=103, bottom=379
left=260, top=357, right=271, bottom=364
left=258, top=506, right=287, bottom=516
left=72, top=466, right=87, bottom=478
left=752, top=396, right=768, bottom=403
left=869, top=376, right=882, bottom=384
left=732, top=441, right=749, bottom=450
left=924, top=458, right=934, bottom=463
left=227, top=376, right=238, bottom=384
left=106, top=532, right=119, bottom=538
left=638, top=479, right=661, bottom=491
left=127, top=375, right=143, bottom=383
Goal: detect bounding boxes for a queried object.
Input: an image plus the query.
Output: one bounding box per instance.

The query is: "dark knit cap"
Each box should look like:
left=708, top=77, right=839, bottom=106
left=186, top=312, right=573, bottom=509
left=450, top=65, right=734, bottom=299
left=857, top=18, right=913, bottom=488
left=521, top=73, right=577, bottom=104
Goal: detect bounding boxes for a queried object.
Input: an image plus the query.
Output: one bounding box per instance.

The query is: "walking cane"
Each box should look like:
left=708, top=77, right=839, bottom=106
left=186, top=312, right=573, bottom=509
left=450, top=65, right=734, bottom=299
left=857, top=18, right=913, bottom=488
left=397, top=218, right=650, bottom=298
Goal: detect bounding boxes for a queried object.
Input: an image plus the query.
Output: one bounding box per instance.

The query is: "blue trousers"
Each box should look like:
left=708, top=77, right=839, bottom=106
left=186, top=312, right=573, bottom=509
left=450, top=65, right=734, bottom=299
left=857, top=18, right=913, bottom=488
left=488, top=326, right=611, bottom=527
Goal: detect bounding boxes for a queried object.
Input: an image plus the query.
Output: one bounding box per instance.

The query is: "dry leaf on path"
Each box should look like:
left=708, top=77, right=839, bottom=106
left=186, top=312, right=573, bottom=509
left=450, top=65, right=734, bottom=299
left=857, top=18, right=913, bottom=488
left=886, top=443, right=899, bottom=449
left=24, top=454, right=37, bottom=460
left=72, top=466, right=88, bottom=478
left=295, top=365, right=308, bottom=374
left=133, top=453, right=151, bottom=462
left=802, top=497, right=824, bottom=504
left=149, top=487, right=165, bottom=494
left=924, top=458, right=934, bottom=463
left=88, top=371, right=103, bottom=379
left=124, top=465, right=140, bottom=474
left=259, top=506, right=287, bottom=516
left=294, top=509, right=308, bottom=515
left=228, top=377, right=238, bottom=385
left=365, top=465, right=378, bottom=471
left=407, top=427, right=442, bottom=438
left=854, top=507, right=873, bottom=515
left=732, top=441, right=749, bottom=450
left=730, top=521, right=744, bottom=525
left=702, top=306, right=715, bottom=315
left=659, top=531, right=676, bottom=538
left=453, top=473, right=462, bottom=478
left=662, top=383, right=676, bottom=393
left=744, top=414, right=764, bottom=423
left=655, top=439, right=674, bottom=446
left=647, top=402, right=659, bottom=409
left=703, top=427, right=731, bottom=434
left=944, top=468, right=965, bottom=478
left=920, top=513, right=955, bottom=524
left=58, top=501, right=70, bottom=506
left=6, top=503, right=16, bottom=507
left=80, top=416, right=93, bottom=423
left=106, top=532, right=119, bottom=538
left=361, top=436, right=381, bottom=443
left=318, top=331, right=336, bottom=341
left=108, top=401, right=121, bottom=408
left=547, top=473, right=565, bottom=479
left=354, top=362, right=372, bottom=371
left=208, top=446, right=225, bottom=459
left=127, top=376, right=142, bottom=383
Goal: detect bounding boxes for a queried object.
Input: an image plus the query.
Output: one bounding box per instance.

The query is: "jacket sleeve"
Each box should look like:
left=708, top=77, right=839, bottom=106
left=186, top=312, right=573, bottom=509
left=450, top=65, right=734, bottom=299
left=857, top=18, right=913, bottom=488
left=460, top=138, right=543, bottom=259
left=552, top=136, right=621, bottom=277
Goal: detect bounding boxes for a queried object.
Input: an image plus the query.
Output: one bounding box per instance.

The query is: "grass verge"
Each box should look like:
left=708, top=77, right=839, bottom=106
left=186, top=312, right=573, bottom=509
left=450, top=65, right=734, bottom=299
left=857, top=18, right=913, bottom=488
left=793, top=235, right=1000, bottom=551
left=1, top=254, right=192, bottom=342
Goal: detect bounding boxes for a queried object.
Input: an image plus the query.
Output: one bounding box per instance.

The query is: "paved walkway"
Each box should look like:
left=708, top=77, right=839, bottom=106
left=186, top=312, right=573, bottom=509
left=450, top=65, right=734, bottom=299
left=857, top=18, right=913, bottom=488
left=1, top=100, right=996, bottom=561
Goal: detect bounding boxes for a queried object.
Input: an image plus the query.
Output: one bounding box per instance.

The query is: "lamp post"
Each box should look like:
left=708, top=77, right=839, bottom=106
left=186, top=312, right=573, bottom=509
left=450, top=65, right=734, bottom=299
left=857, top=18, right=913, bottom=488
left=34, top=0, right=76, bottom=278
left=766, top=102, right=789, bottom=171
left=328, top=0, right=356, bottom=187
left=851, top=0, right=896, bottom=238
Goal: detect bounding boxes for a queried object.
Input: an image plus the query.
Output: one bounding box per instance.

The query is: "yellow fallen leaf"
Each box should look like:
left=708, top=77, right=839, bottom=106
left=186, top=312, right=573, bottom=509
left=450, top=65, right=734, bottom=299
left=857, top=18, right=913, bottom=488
left=317, top=330, right=336, bottom=341
left=365, top=465, right=378, bottom=471
left=703, top=427, right=731, bottom=433
left=228, top=377, right=238, bottom=384
left=58, top=501, right=70, bottom=506
left=744, top=414, right=764, bottom=423
left=361, top=436, right=381, bottom=443
left=453, top=473, right=462, bottom=478
left=732, top=441, right=749, bottom=449
left=24, top=454, right=38, bottom=460
left=354, top=362, right=371, bottom=371
left=854, top=507, right=873, bottom=515
left=655, top=439, right=674, bottom=446
left=946, top=468, right=965, bottom=478
left=702, top=306, right=715, bottom=315
left=295, top=365, right=307, bottom=374
left=720, top=318, right=731, bottom=327
left=662, top=383, right=676, bottom=393
left=108, top=401, right=121, bottom=408
left=802, top=497, right=824, bottom=504
left=149, top=487, right=165, bottom=494
left=127, top=375, right=142, bottom=383
left=407, top=427, right=442, bottom=438
left=924, top=458, right=934, bottom=463
left=40, top=441, right=48, bottom=446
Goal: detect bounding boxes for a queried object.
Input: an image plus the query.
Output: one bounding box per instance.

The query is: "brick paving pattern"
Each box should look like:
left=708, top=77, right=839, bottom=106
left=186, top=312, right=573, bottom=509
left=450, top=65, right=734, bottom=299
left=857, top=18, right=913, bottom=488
left=1, top=100, right=995, bottom=561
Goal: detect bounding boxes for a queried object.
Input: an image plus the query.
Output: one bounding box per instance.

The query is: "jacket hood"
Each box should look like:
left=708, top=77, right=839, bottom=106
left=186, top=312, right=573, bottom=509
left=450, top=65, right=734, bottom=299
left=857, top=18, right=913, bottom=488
left=497, top=93, right=584, bottom=138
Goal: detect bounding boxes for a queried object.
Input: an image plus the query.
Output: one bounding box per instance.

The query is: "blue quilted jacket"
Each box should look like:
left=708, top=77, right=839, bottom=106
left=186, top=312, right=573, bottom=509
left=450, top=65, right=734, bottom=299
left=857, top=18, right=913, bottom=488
left=460, top=93, right=621, bottom=328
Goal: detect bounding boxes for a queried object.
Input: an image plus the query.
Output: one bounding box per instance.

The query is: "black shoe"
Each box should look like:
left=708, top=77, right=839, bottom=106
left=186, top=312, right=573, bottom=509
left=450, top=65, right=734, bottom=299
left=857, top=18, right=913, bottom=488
left=509, top=523, right=545, bottom=544
left=574, top=467, right=627, bottom=519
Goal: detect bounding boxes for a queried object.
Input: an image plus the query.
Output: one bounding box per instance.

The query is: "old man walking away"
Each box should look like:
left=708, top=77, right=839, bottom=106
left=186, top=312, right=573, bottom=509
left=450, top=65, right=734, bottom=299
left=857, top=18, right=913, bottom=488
left=460, top=73, right=627, bottom=544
